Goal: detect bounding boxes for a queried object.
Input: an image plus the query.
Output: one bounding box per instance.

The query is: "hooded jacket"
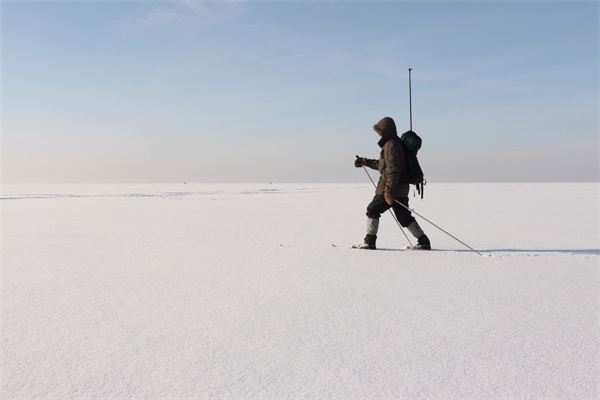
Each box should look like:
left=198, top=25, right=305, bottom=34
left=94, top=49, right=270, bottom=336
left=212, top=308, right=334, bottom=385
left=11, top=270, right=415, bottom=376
left=364, top=117, right=409, bottom=197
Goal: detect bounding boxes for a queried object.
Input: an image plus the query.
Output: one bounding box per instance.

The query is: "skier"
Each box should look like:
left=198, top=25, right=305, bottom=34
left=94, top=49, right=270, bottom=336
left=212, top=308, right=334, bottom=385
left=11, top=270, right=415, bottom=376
left=354, top=116, right=431, bottom=250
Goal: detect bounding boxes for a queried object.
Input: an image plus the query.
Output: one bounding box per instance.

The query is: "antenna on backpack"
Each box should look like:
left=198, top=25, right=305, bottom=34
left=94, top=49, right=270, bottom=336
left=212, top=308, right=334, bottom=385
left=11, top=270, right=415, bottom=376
left=407, top=67, right=424, bottom=198
left=408, top=68, right=413, bottom=131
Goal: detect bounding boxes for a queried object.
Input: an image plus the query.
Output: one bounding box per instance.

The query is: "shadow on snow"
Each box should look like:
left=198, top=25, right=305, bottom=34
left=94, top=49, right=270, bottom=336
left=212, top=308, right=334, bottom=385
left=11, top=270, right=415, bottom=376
left=377, top=248, right=600, bottom=255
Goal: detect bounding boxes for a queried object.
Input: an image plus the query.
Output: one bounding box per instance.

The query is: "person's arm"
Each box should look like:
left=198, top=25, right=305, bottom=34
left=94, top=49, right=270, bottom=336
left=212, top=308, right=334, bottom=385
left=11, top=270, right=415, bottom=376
left=364, top=158, right=379, bottom=170
left=354, top=157, right=379, bottom=170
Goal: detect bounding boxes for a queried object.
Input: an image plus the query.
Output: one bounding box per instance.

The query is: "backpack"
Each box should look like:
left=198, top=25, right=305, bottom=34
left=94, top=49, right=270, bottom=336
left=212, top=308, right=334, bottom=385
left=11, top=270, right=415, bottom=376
left=399, top=130, right=426, bottom=198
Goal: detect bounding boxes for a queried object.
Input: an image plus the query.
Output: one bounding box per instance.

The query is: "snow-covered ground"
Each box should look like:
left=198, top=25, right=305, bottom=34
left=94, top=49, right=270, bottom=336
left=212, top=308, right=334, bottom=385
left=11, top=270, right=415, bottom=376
left=2, top=183, right=598, bottom=399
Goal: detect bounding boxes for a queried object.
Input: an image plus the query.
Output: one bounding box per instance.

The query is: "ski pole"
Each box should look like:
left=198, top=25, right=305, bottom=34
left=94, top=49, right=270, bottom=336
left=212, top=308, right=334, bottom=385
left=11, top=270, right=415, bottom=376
left=356, top=156, right=413, bottom=248
left=392, top=198, right=483, bottom=256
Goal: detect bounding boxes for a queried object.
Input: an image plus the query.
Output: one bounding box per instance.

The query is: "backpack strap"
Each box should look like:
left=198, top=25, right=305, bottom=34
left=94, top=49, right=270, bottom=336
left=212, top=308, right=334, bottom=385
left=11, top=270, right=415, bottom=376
left=416, top=181, right=425, bottom=199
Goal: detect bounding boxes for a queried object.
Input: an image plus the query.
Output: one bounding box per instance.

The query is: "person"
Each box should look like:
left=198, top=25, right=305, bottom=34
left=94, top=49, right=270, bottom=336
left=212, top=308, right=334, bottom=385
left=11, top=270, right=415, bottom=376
left=354, top=116, right=431, bottom=250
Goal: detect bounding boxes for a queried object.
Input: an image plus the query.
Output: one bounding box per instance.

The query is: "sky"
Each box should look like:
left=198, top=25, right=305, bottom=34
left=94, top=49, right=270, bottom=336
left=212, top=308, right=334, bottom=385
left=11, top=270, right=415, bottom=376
left=1, top=0, right=598, bottom=183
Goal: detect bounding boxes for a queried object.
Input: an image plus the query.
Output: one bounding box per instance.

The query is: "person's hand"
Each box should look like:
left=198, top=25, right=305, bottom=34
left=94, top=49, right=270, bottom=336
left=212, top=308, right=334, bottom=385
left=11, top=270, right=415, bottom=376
left=354, top=157, right=367, bottom=168
left=384, top=186, right=394, bottom=206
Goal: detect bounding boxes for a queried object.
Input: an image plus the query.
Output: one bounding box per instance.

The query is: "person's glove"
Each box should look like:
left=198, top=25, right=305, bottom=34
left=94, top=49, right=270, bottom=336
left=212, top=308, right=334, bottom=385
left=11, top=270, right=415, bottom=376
left=354, top=157, right=367, bottom=168
left=384, top=186, right=395, bottom=206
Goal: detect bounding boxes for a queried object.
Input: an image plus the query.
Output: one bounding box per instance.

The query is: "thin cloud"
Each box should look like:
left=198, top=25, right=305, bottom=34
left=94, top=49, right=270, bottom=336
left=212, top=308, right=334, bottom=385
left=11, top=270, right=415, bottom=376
left=262, top=51, right=313, bottom=66
left=126, top=0, right=247, bottom=33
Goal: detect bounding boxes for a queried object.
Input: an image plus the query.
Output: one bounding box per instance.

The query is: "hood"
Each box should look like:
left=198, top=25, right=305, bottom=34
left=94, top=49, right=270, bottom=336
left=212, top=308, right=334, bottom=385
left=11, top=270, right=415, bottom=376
left=373, top=116, right=398, bottom=146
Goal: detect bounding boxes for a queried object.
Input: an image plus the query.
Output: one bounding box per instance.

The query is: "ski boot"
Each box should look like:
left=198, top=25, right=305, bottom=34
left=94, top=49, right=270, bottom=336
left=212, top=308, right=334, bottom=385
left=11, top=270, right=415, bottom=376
left=354, top=234, right=377, bottom=250
left=412, top=234, right=431, bottom=250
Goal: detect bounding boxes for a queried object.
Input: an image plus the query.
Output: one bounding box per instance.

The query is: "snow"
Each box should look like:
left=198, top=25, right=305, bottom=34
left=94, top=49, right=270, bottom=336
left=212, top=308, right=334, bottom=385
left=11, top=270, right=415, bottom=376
left=1, top=183, right=598, bottom=399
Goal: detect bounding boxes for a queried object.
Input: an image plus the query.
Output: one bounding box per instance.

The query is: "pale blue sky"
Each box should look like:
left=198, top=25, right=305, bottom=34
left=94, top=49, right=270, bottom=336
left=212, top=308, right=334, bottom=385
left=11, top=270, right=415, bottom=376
left=2, top=1, right=598, bottom=183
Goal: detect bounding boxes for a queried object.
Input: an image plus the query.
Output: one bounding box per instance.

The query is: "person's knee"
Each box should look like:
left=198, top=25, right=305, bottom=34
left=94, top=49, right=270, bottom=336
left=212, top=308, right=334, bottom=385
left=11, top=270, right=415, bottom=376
left=366, top=210, right=381, bottom=219
left=366, top=202, right=383, bottom=218
left=366, top=197, right=385, bottom=219
left=398, top=215, right=415, bottom=227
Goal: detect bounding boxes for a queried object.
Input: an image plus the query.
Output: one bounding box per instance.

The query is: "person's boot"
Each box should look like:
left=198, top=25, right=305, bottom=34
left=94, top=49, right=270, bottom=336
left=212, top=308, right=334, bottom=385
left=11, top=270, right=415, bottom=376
left=357, top=234, right=377, bottom=250
left=407, top=220, right=431, bottom=250
left=413, top=234, right=431, bottom=250
left=355, top=218, right=378, bottom=249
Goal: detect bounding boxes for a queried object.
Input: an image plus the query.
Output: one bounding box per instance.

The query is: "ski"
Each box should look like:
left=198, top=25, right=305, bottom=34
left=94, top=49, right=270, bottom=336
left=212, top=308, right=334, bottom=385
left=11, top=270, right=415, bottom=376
left=340, top=244, right=420, bottom=251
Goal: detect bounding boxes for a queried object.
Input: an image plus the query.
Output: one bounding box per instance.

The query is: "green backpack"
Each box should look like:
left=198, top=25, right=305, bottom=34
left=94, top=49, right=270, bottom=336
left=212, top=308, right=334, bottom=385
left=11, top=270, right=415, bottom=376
left=399, top=130, right=426, bottom=198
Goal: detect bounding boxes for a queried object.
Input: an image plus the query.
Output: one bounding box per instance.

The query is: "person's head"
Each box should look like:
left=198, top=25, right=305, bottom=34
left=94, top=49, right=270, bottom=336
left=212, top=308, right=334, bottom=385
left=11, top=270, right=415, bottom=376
left=373, top=117, right=397, bottom=137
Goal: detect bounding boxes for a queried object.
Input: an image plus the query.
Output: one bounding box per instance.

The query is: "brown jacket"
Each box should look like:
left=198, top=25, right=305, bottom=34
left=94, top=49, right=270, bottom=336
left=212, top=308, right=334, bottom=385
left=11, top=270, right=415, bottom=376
left=365, top=117, right=409, bottom=197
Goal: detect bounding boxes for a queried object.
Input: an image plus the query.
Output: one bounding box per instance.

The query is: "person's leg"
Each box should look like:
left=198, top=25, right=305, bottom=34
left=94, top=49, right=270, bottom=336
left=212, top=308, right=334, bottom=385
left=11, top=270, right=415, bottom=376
left=392, top=197, right=431, bottom=249
left=359, top=194, right=390, bottom=249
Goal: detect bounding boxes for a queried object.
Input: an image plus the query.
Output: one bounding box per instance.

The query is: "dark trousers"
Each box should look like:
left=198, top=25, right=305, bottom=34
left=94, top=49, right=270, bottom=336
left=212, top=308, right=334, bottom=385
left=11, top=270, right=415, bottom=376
left=366, top=195, right=415, bottom=227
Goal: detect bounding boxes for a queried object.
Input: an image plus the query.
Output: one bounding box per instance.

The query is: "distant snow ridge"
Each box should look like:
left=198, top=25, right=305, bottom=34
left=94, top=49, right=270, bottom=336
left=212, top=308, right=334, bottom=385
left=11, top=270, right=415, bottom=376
left=0, top=186, right=316, bottom=201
